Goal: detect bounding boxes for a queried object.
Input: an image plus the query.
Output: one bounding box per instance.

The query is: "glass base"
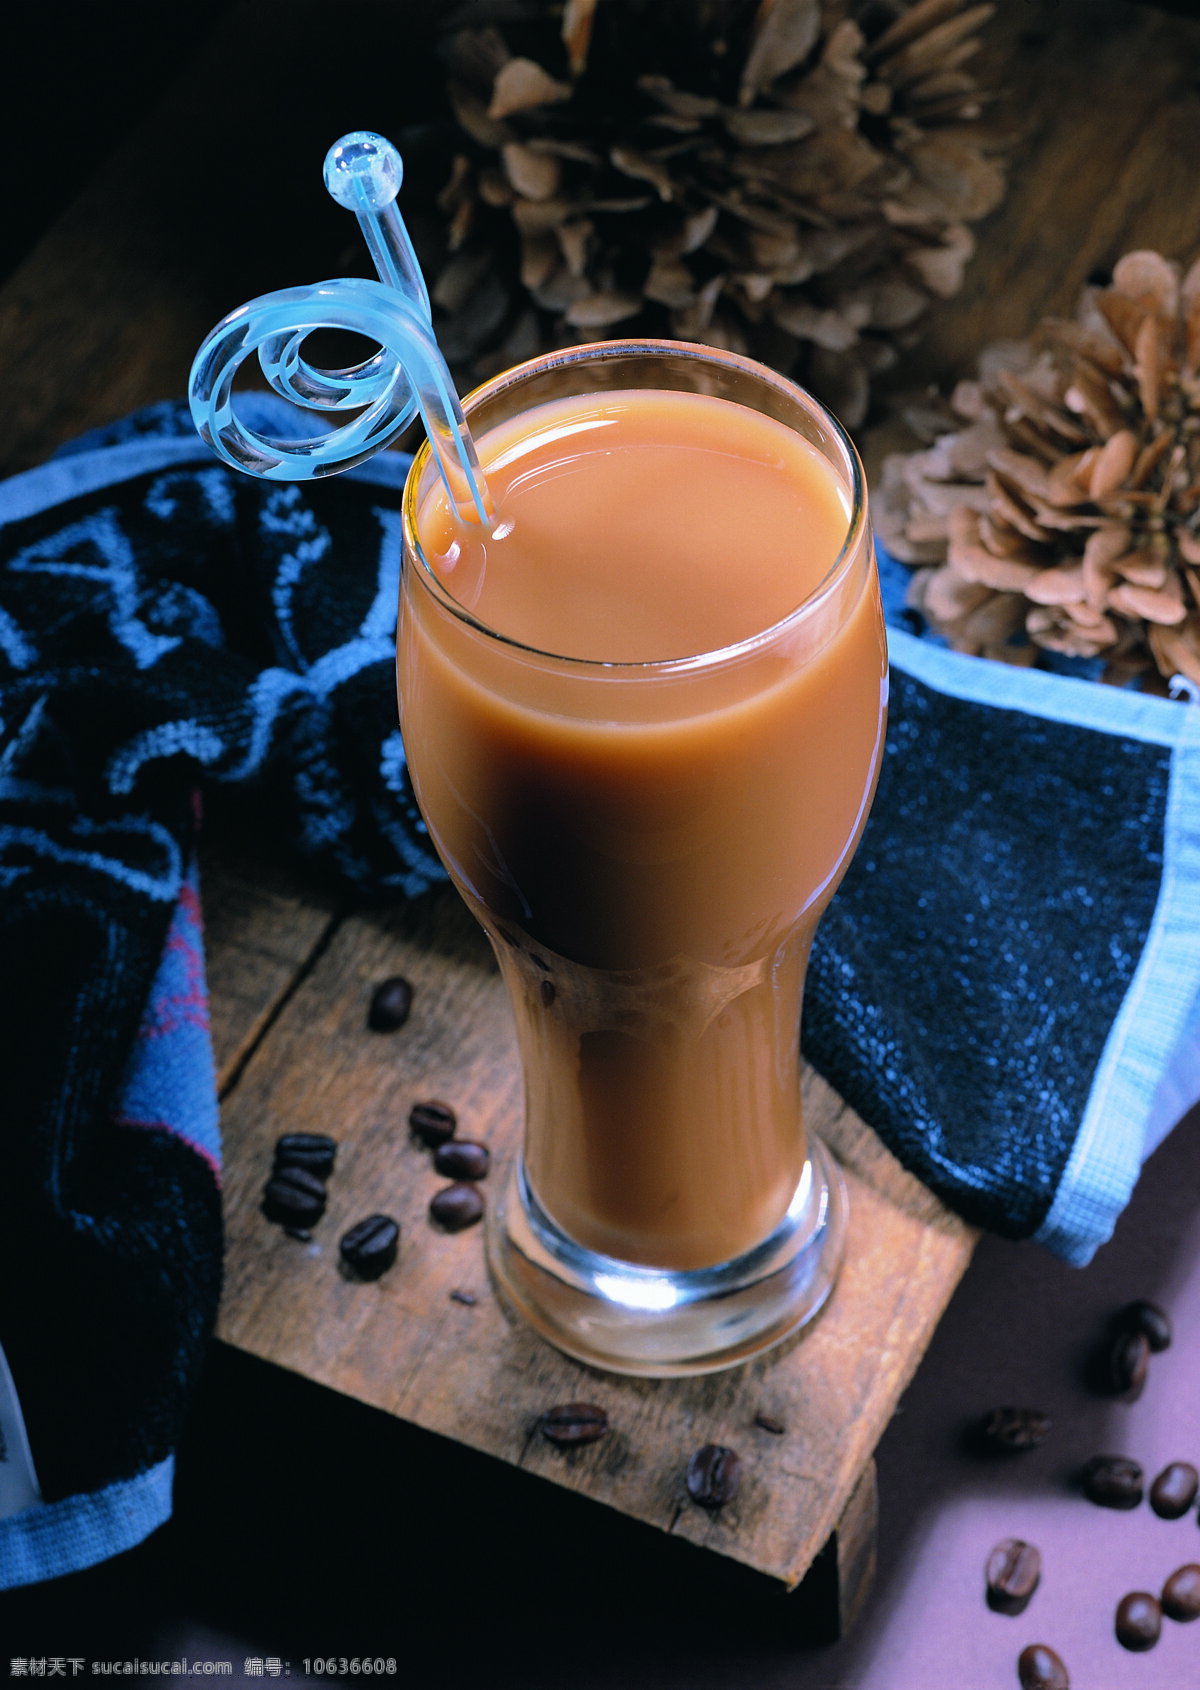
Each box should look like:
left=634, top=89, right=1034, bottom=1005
left=486, top=1136, right=847, bottom=1378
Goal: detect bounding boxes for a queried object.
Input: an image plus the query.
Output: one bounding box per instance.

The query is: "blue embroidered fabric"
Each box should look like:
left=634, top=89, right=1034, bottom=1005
left=2, top=395, right=1199, bottom=1586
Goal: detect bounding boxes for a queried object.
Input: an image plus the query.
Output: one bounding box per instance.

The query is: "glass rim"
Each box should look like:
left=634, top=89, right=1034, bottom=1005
left=401, top=337, right=869, bottom=676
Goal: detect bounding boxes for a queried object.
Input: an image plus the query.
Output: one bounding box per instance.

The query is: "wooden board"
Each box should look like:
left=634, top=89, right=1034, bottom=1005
left=901, top=0, right=1200, bottom=396
left=206, top=850, right=975, bottom=1595
left=201, top=848, right=340, bottom=1099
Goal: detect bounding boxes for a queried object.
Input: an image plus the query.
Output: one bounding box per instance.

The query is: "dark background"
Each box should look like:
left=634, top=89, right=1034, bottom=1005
left=3, top=3, right=1200, bottom=1684
left=1, top=6, right=237, bottom=288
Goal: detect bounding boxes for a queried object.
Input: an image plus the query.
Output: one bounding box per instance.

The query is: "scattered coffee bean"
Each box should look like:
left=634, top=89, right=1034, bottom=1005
left=978, top=1406, right=1051, bottom=1452
left=540, top=978, right=556, bottom=1006
left=986, top=1538, right=1041, bottom=1616
left=754, top=1413, right=786, bottom=1435
left=1162, top=1563, right=1200, bottom=1622
left=686, top=1444, right=741, bottom=1509
left=1116, top=1298, right=1172, bottom=1353
left=262, top=1165, right=327, bottom=1228
left=449, top=1288, right=477, bottom=1307
left=339, top=1214, right=399, bottom=1280
left=1149, top=1460, right=1199, bottom=1519
left=1081, top=1454, right=1143, bottom=1509
left=1108, top=1328, right=1150, bottom=1401
left=429, top=1182, right=484, bottom=1231
left=539, top=1403, right=609, bottom=1447
left=1115, top=1591, right=1161, bottom=1652
left=1017, top=1643, right=1068, bottom=1690
left=368, top=975, right=413, bottom=1032
left=273, top=1131, right=337, bottom=1177
left=409, top=1100, right=457, bottom=1148
left=434, top=1139, right=490, bottom=1181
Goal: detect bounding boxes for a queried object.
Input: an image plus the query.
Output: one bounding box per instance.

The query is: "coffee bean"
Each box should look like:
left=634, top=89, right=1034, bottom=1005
left=273, top=1131, right=337, bottom=1178
left=1017, top=1643, right=1068, bottom=1690
left=754, top=1413, right=786, bottom=1435
left=977, top=1406, right=1051, bottom=1452
left=262, top=1165, right=327, bottom=1228
left=686, top=1444, right=741, bottom=1509
left=339, top=1214, right=399, bottom=1280
left=409, top=1100, right=457, bottom=1148
left=1162, top=1563, right=1200, bottom=1622
left=1150, top=1460, right=1199, bottom=1519
left=1081, top=1454, right=1143, bottom=1509
left=368, top=975, right=413, bottom=1032
left=539, top=1404, right=609, bottom=1446
left=429, top=1182, right=484, bottom=1231
left=985, top=1539, right=1041, bottom=1616
left=434, top=1139, right=490, bottom=1180
left=1115, top=1591, right=1161, bottom=1652
left=1108, top=1328, right=1150, bottom=1401
left=1116, top=1298, right=1172, bottom=1352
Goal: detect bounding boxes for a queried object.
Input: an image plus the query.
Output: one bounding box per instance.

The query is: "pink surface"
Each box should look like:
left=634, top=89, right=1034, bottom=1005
left=792, top=1102, right=1200, bottom=1690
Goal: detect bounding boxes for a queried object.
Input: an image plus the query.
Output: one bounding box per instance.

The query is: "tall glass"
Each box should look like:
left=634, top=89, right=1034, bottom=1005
left=398, top=341, right=886, bottom=1375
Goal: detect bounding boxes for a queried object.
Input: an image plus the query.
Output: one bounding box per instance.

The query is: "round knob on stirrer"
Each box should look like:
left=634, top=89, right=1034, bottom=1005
left=322, top=132, right=430, bottom=319
left=188, top=132, right=491, bottom=523
left=323, top=131, right=404, bottom=210
left=255, top=131, right=428, bottom=422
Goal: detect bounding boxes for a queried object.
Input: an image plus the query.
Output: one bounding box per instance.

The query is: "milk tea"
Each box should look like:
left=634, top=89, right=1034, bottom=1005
left=399, top=388, right=886, bottom=1270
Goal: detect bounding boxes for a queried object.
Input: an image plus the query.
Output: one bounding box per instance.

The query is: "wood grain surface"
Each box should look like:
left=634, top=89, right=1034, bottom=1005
left=902, top=0, right=1200, bottom=394
left=206, top=857, right=974, bottom=1593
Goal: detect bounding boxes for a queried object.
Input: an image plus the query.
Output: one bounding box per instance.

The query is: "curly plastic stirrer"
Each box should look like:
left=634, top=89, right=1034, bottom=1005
left=188, top=131, right=493, bottom=524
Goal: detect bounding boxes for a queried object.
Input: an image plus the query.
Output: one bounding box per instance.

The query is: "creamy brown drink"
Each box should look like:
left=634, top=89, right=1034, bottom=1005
left=400, top=380, right=886, bottom=1273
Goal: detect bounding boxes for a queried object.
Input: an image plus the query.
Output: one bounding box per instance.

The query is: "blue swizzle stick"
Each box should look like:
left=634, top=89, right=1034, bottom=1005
left=188, top=131, right=493, bottom=524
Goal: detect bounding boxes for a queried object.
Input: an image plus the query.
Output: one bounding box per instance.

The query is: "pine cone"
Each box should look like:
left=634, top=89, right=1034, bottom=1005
left=430, top=0, right=1007, bottom=428
left=876, top=250, right=1200, bottom=691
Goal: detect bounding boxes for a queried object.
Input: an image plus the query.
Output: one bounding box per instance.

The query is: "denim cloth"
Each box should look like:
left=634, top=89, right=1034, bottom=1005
left=807, top=620, right=1200, bottom=1260
left=2, top=395, right=1198, bottom=1584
